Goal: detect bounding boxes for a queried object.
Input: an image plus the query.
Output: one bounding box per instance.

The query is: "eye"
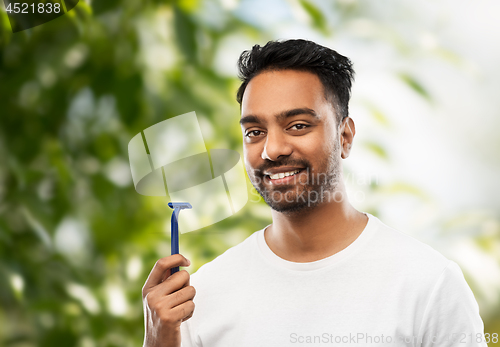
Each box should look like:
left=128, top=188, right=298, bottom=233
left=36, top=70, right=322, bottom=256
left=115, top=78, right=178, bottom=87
left=289, top=124, right=309, bottom=131
left=245, top=130, right=264, bottom=138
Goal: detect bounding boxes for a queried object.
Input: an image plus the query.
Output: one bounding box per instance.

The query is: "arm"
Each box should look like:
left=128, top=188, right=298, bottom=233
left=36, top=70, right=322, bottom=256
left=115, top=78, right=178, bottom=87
left=417, top=260, right=487, bottom=347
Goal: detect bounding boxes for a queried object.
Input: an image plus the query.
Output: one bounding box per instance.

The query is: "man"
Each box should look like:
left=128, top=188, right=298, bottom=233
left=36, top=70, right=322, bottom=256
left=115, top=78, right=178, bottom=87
left=141, top=39, right=487, bottom=347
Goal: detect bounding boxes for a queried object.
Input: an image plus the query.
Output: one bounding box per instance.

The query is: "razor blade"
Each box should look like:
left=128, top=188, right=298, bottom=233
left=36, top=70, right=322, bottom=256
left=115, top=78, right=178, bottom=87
left=169, top=202, right=192, bottom=274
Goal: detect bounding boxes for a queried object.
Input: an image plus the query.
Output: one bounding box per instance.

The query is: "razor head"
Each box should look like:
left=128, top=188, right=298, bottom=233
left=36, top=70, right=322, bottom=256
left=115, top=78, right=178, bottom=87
left=168, top=202, right=192, bottom=210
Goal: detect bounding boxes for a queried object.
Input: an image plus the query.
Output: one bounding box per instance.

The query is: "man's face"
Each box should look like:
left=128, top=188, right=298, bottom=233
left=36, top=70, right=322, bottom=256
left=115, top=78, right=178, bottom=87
left=240, top=69, right=344, bottom=214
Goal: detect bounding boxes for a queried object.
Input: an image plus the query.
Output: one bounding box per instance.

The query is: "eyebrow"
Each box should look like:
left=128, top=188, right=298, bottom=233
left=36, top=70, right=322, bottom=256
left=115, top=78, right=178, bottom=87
left=239, top=108, right=319, bottom=126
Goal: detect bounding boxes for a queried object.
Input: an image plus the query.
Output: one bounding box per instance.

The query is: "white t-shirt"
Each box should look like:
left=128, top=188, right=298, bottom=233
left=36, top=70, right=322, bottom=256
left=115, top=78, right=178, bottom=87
left=180, top=212, right=486, bottom=347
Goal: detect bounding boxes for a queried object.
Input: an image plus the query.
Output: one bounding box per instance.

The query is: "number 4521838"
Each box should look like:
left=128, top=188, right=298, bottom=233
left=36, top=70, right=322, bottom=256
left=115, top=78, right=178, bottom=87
left=3, top=0, right=78, bottom=33
left=5, top=2, right=62, bottom=14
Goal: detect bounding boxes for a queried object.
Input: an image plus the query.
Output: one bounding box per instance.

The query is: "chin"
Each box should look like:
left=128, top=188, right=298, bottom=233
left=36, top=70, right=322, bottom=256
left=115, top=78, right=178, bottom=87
left=256, top=185, right=322, bottom=214
left=268, top=202, right=312, bottom=214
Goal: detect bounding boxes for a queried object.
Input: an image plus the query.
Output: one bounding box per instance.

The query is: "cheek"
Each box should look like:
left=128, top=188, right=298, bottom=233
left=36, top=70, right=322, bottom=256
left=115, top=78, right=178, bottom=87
left=243, top=147, right=259, bottom=173
left=296, top=133, right=337, bottom=169
left=243, top=157, right=252, bottom=175
left=244, top=143, right=262, bottom=162
left=317, top=127, right=338, bottom=154
left=296, top=135, right=328, bottom=158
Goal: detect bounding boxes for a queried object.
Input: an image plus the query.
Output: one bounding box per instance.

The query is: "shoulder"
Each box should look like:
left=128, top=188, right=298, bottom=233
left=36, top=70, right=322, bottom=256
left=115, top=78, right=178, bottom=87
left=366, top=214, right=451, bottom=278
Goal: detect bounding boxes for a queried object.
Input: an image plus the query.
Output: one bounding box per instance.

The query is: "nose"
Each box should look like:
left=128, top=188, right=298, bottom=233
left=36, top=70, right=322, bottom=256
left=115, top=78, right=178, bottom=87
left=261, top=130, right=293, bottom=161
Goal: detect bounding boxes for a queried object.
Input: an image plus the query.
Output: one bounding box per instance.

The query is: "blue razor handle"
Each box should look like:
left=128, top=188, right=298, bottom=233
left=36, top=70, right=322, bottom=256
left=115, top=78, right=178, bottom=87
left=168, top=202, right=192, bottom=274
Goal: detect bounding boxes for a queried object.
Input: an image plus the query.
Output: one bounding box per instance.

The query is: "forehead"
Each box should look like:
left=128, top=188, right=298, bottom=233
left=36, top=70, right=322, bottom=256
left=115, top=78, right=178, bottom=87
left=240, top=70, right=327, bottom=118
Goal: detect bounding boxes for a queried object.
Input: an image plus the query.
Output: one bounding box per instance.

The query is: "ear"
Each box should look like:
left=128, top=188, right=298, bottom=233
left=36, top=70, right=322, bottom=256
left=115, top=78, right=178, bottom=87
left=340, top=117, right=355, bottom=159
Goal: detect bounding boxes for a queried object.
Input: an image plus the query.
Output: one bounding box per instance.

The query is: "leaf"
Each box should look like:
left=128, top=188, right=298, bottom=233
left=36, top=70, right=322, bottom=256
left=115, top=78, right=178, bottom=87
left=173, top=5, right=198, bottom=64
left=364, top=102, right=391, bottom=127
left=380, top=182, right=430, bottom=200
left=177, top=0, right=200, bottom=13
left=61, top=0, right=80, bottom=13
left=398, top=72, right=432, bottom=103
left=299, top=0, right=328, bottom=35
left=89, top=0, right=119, bottom=15
left=362, top=141, right=389, bottom=161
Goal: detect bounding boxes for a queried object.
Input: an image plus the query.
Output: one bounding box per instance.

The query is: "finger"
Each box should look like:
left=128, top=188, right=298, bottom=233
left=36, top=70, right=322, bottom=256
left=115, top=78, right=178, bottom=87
left=155, top=270, right=191, bottom=297
left=165, top=285, right=196, bottom=309
left=182, top=309, right=194, bottom=322
left=170, top=300, right=195, bottom=322
left=142, top=255, right=190, bottom=294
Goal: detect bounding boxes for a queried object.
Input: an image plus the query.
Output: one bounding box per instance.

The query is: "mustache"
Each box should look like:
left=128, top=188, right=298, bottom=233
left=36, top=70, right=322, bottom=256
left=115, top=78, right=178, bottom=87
left=254, top=158, right=311, bottom=175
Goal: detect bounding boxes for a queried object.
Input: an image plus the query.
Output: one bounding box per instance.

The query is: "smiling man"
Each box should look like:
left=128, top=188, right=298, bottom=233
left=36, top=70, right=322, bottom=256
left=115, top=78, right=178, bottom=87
left=238, top=64, right=368, bottom=263
left=142, top=40, right=487, bottom=347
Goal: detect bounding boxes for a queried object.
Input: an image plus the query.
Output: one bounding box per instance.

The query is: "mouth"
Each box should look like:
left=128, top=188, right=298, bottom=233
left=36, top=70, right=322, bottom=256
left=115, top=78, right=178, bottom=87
left=263, top=168, right=306, bottom=185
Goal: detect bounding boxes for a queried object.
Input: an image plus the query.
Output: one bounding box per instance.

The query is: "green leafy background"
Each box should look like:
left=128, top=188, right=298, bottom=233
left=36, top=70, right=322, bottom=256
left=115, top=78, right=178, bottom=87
left=1, top=0, right=499, bottom=346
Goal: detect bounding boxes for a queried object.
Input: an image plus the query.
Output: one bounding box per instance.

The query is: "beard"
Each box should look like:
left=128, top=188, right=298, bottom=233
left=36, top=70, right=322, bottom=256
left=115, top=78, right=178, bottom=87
left=247, top=138, right=342, bottom=214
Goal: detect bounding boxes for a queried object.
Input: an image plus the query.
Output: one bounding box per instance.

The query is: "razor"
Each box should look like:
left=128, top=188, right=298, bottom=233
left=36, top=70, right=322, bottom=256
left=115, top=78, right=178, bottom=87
left=168, top=202, right=192, bottom=274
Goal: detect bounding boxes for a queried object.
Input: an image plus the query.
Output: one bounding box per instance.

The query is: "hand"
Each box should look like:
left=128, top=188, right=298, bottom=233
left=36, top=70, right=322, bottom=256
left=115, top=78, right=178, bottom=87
left=142, top=254, right=195, bottom=347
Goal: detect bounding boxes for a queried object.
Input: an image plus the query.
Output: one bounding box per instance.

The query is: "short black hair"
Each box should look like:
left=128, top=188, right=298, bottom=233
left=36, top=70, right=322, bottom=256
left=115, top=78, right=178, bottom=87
left=236, top=39, right=355, bottom=125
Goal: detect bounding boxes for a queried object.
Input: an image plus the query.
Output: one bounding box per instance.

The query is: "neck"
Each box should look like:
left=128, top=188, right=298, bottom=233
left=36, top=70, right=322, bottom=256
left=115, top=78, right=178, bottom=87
left=265, top=180, right=368, bottom=262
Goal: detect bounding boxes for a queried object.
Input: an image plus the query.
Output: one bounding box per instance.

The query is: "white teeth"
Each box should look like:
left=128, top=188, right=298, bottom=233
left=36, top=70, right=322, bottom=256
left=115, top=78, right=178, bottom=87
left=269, top=169, right=300, bottom=180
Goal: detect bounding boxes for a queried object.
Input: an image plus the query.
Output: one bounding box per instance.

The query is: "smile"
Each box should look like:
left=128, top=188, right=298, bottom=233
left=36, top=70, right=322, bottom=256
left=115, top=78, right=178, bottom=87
left=268, top=169, right=301, bottom=180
